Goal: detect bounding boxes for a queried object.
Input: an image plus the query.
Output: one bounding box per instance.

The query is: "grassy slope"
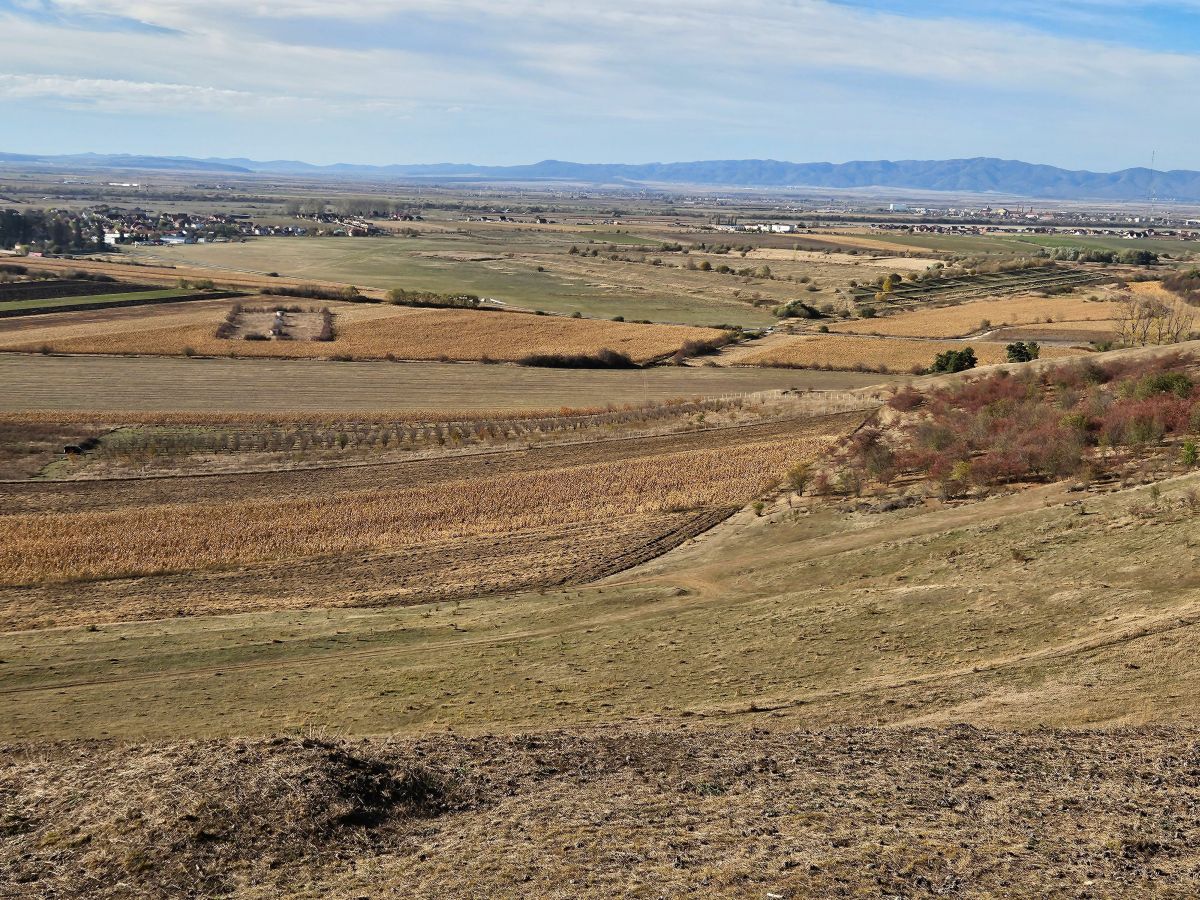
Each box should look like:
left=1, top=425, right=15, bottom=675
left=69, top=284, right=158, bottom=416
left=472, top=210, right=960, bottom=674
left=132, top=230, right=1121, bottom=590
left=125, top=237, right=779, bottom=326
left=6, top=468, right=1200, bottom=742
left=0, top=288, right=197, bottom=313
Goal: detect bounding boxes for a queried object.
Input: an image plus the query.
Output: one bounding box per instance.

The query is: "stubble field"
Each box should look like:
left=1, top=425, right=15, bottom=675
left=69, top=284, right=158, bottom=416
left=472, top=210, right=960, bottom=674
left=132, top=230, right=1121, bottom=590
left=0, top=353, right=883, bottom=413
left=0, top=301, right=728, bottom=363
left=0, top=412, right=861, bottom=628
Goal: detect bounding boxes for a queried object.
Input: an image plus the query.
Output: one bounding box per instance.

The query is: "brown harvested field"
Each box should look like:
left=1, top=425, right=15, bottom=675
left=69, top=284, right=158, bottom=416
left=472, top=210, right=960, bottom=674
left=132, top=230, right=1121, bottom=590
left=739, top=333, right=1086, bottom=371
left=746, top=247, right=931, bottom=270
left=0, top=354, right=889, bottom=413
left=0, top=296, right=241, bottom=346
left=0, top=301, right=727, bottom=363
left=0, top=413, right=860, bottom=627
left=829, top=293, right=1120, bottom=337
left=991, top=318, right=1119, bottom=343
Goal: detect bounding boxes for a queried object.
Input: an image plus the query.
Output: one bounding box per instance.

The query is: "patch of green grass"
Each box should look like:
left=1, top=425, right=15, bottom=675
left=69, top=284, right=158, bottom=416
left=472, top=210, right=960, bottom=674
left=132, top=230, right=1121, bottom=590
left=127, top=238, right=775, bottom=326
left=0, top=289, right=200, bottom=314
left=1007, top=234, right=1200, bottom=256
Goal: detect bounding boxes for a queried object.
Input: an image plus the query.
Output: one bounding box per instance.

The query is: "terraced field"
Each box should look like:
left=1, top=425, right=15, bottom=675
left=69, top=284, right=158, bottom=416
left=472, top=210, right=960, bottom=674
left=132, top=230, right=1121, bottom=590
left=830, top=293, right=1120, bottom=338
left=847, top=264, right=1107, bottom=306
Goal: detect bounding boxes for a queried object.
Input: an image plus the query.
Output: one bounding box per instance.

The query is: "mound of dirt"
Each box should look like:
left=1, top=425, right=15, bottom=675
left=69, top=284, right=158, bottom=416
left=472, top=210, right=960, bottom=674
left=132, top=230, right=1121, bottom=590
left=0, top=735, right=473, bottom=897
left=5, top=725, right=1200, bottom=898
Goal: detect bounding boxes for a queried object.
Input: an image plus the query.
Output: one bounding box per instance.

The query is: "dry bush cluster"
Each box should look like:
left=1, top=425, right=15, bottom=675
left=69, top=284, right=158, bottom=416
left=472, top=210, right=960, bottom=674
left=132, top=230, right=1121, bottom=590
left=1162, top=267, right=1200, bottom=306
left=822, top=353, right=1200, bottom=498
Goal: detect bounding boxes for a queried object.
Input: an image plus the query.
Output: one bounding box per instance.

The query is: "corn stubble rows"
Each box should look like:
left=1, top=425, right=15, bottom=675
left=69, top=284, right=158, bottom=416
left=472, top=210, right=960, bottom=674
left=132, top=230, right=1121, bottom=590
left=0, top=435, right=827, bottom=585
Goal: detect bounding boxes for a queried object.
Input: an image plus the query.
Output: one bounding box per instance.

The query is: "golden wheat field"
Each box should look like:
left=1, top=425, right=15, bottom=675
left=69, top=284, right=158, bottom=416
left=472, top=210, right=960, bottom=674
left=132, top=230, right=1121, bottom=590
left=829, top=294, right=1119, bottom=338
left=0, top=436, right=819, bottom=585
left=2, top=302, right=725, bottom=363
left=740, top=334, right=1085, bottom=372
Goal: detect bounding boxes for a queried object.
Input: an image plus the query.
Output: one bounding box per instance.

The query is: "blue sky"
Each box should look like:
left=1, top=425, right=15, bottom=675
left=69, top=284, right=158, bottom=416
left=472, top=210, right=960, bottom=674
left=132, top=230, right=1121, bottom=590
left=1, top=0, right=1198, bottom=171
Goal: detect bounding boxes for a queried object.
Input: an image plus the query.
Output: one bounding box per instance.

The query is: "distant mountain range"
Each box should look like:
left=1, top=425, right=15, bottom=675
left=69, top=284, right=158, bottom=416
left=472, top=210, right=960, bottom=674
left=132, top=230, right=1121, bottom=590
left=2, top=151, right=1199, bottom=202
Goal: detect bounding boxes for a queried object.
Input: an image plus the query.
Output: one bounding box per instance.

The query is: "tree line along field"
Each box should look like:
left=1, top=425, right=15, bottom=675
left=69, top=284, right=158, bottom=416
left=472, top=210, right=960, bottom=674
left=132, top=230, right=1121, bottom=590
left=0, top=299, right=730, bottom=363
left=739, top=333, right=1084, bottom=373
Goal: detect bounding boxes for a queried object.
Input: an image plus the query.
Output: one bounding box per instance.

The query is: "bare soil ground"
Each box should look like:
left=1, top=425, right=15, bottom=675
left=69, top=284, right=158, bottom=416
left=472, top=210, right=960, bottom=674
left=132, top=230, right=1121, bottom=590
left=4, top=727, right=1198, bottom=899
left=229, top=307, right=328, bottom=341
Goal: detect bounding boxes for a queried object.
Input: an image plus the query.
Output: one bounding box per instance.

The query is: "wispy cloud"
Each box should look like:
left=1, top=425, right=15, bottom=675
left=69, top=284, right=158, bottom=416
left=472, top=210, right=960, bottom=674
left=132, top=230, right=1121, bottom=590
left=0, top=0, right=1196, bottom=167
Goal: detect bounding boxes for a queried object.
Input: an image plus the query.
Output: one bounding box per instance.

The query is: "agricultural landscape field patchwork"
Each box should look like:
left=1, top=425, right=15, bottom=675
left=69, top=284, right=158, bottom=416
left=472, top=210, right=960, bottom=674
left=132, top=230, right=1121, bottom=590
left=5, top=160, right=1200, bottom=899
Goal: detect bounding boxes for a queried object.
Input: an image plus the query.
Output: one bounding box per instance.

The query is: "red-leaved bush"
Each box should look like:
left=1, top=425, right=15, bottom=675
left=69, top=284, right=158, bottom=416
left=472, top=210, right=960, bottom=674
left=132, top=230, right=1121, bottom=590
left=833, top=353, right=1199, bottom=493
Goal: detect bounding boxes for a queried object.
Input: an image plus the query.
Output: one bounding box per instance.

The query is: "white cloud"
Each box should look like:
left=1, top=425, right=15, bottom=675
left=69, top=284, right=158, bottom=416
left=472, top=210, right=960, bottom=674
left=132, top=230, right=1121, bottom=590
left=15, top=0, right=1196, bottom=102
left=0, top=0, right=1196, bottom=164
left=0, top=74, right=297, bottom=114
